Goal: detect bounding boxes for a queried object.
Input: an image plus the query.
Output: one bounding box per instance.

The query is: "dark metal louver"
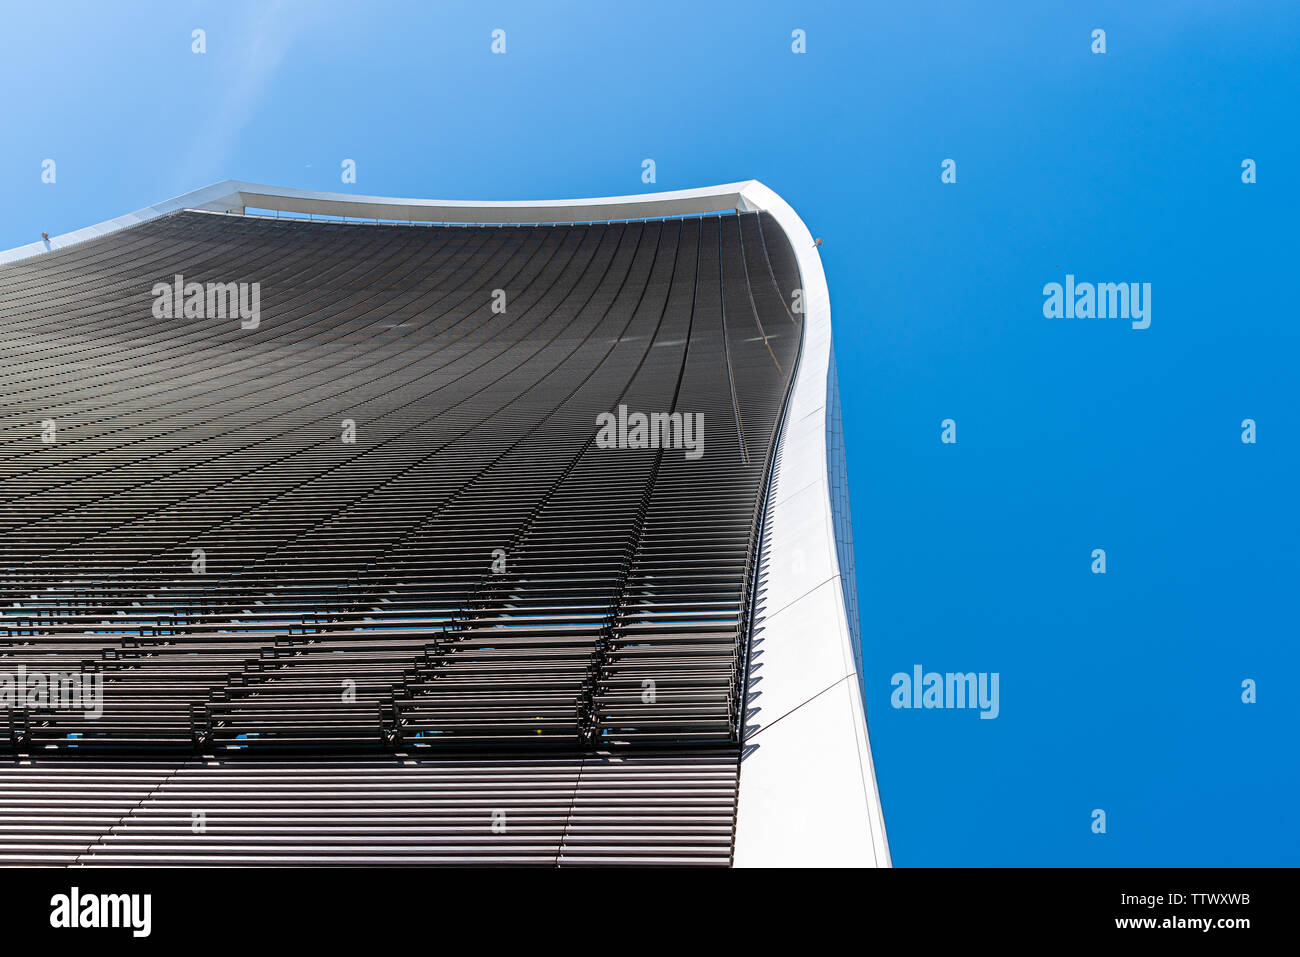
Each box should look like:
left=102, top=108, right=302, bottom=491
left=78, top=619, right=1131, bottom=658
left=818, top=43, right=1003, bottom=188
left=0, top=207, right=803, bottom=863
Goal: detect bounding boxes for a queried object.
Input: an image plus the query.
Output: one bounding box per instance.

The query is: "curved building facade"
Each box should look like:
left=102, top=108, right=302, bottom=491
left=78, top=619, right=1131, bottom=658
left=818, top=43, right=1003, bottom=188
left=0, top=181, right=887, bottom=866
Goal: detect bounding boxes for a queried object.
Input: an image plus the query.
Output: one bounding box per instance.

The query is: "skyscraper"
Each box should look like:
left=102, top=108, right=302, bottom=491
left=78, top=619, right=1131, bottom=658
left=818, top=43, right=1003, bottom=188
left=0, top=181, right=887, bottom=866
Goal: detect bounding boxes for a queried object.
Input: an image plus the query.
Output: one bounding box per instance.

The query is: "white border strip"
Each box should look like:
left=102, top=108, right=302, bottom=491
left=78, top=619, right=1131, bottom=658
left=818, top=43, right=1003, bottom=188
left=729, top=184, right=890, bottom=867
left=0, top=179, right=889, bottom=867
left=0, top=180, right=760, bottom=266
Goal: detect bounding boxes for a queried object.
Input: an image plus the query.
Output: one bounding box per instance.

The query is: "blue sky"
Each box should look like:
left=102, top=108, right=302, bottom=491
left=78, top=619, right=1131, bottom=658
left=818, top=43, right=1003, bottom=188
left=2, top=0, right=1296, bottom=866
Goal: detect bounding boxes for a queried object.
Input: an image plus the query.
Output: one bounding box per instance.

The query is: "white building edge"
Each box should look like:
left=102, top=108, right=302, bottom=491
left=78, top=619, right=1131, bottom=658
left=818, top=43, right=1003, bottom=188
left=1, top=180, right=891, bottom=867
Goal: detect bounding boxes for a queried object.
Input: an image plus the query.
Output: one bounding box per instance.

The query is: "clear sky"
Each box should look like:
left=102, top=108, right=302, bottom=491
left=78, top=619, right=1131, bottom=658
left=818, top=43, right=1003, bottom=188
left=2, top=0, right=1296, bottom=866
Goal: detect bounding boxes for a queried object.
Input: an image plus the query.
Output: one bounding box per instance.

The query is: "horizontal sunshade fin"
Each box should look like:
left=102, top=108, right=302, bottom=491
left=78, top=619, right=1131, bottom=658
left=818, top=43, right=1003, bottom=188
left=0, top=207, right=803, bottom=864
